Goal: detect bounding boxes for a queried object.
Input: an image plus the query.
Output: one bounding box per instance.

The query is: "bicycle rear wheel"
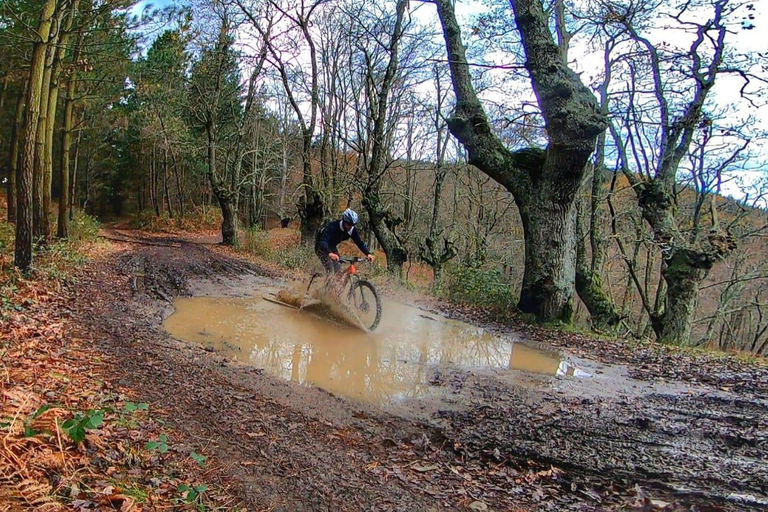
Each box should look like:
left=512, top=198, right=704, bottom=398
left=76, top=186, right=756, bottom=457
left=348, top=280, right=382, bottom=331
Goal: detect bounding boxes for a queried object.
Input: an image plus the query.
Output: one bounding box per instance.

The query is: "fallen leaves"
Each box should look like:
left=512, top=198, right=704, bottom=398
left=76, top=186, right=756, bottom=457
left=0, top=243, right=227, bottom=511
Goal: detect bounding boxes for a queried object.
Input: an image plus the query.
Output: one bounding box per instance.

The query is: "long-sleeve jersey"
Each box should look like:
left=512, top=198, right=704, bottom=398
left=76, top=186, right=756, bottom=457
left=315, top=220, right=371, bottom=256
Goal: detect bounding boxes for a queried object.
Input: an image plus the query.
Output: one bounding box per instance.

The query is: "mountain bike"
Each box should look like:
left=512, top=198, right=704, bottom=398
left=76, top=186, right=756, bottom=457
left=307, top=256, right=382, bottom=331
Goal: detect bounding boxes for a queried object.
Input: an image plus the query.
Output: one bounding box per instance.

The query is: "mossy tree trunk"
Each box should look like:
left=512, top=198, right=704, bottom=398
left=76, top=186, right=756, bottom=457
left=434, top=0, right=608, bottom=322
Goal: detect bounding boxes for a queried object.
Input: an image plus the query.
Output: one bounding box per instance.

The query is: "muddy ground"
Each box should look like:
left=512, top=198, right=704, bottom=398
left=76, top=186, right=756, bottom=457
left=68, top=230, right=768, bottom=511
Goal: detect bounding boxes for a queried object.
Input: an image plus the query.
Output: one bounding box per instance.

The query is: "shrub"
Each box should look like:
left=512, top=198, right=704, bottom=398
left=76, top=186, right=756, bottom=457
left=276, top=244, right=315, bottom=270
left=443, top=263, right=517, bottom=316
left=131, top=207, right=221, bottom=233
left=69, top=210, right=101, bottom=243
left=240, top=226, right=274, bottom=259
left=0, top=219, right=13, bottom=254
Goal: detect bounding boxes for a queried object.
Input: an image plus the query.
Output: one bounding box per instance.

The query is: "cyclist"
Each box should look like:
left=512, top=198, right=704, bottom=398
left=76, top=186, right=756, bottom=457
left=315, top=208, right=375, bottom=274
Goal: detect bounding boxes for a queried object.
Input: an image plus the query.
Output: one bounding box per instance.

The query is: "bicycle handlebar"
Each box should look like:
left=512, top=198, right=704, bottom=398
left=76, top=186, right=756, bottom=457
left=338, top=256, right=368, bottom=263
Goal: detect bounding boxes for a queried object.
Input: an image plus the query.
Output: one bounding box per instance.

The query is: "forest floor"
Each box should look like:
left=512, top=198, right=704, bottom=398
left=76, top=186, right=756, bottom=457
left=4, top=227, right=768, bottom=512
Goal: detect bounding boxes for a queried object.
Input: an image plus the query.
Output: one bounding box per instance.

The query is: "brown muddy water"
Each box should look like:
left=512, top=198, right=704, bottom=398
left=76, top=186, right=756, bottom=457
left=164, top=296, right=588, bottom=403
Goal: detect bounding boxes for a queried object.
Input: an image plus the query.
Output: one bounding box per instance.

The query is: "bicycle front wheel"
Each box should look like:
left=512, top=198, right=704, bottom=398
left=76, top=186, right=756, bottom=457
left=348, top=280, right=382, bottom=331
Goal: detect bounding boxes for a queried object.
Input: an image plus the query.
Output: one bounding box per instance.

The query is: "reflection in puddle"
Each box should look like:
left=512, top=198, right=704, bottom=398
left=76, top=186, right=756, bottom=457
left=164, top=296, right=587, bottom=403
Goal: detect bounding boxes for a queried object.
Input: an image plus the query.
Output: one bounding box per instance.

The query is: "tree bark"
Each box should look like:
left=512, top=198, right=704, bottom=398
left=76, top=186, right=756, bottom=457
left=43, top=70, right=59, bottom=238
left=516, top=188, right=579, bottom=321
left=298, top=180, right=324, bottom=242
left=575, top=233, right=621, bottom=330
left=155, top=111, right=186, bottom=218
left=434, top=0, right=606, bottom=321
left=163, top=147, right=173, bottom=218
left=207, top=121, right=237, bottom=246
left=218, top=193, right=237, bottom=245
left=419, top=69, right=456, bottom=288
left=7, top=87, right=25, bottom=223
left=654, top=240, right=735, bottom=344
left=573, top=36, right=621, bottom=328
left=575, top=163, right=620, bottom=329
left=34, top=45, right=56, bottom=243
left=15, top=0, right=58, bottom=271
left=151, top=145, right=159, bottom=216
left=69, top=111, right=82, bottom=221
left=261, top=8, right=322, bottom=243
left=58, top=74, right=77, bottom=238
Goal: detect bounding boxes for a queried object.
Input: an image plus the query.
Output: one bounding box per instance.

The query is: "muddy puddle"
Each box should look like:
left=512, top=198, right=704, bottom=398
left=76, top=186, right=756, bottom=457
left=164, top=295, right=588, bottom=403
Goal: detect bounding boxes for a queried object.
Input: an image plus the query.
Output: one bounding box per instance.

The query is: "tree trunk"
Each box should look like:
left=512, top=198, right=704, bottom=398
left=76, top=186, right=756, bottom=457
left=207, top=121, right=237, bottom=246
left=633, top=180, right=736, bottom=344
left=360, top=0, right=409, bottom=276
left=174, top=162, right=185, bottom=218
left=156, top=111, right=185, bottom=218
left=151, top=145, right=159, bottom=216
left=434, top=0, right=607, bottom=322
left=654, top=246, right=728, bottom=344
left=574, top=46, right=621, bottom=328
left=575, top=248, right=621, bottom=329
left=7, top=88, right=25, bottom=223
left=45, top=0, right=78, bottom=236
left=163, top=147, right=173, bottom=218
left=69, top=108, right=83, bottom=221
left=34, top=46, right=55, bottom=243
left=58, top=74, right=77, bottom=238
left=298, top=155, right=324, bottom=243
left=517, top=192, right=578, bottom=322
left=419, top=160, right=456, bottom=288
left=657, top=254, right=707, bottom=344
left=218, top=195, right=237, bottom=246
left=575, top=167, right=620, bottom=329
left=364, top=192, right=407, bottom=276
left=43, top=69, right=60, bottom=238
left=15, top=0, right=58, bottom=271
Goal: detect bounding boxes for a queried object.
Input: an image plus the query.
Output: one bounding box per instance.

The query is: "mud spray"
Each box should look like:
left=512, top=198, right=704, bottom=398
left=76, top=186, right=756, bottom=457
left=275, top=279, right=369, bottom=331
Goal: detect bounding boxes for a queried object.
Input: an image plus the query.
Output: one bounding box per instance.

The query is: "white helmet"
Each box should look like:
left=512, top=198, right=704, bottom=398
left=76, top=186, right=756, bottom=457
left=341, top=208, right=359, bottom=225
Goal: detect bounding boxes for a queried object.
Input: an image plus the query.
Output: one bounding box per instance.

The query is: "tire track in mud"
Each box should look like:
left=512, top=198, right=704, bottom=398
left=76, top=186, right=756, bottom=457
left=434, top=383, right=768, bottom=510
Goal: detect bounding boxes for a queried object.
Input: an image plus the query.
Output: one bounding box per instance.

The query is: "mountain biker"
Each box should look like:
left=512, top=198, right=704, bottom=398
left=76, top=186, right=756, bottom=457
left=315, top=208, right=375, bottom=274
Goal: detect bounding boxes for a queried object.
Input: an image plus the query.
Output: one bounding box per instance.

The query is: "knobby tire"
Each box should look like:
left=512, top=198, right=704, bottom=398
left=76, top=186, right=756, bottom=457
left=349, top=280, right=382, bottom=331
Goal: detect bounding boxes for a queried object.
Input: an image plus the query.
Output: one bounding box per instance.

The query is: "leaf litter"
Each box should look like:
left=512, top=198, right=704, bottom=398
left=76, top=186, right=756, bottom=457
left=0, top=242, right=237, bottom=511
left=4, top=229, right=768, bottom=511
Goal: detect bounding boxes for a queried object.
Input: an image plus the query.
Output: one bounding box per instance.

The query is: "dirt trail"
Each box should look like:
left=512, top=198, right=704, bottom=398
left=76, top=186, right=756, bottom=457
left=69, top=230, right=768, bottom=511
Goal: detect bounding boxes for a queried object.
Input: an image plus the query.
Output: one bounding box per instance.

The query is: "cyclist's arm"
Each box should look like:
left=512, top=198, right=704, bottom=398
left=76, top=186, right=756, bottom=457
left=350, top=229, right=371, bottom=255
left=317, top=227, right=333, bottom=254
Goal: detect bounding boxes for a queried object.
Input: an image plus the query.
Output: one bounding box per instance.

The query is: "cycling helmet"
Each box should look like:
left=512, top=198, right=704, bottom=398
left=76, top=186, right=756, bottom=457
left=341, top=208, right=359, bottom=225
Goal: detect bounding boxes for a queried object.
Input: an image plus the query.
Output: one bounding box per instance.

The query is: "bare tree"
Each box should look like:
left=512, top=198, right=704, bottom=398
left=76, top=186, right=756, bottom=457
left=419, top=64, right=457, bottom=286
left=592, top=0, right=766, bottom=343
left=352, top=0, right=411, bottom=275
left=433, top=0, right=608, bottom=322
left=237, top=0, right=328, bottom=243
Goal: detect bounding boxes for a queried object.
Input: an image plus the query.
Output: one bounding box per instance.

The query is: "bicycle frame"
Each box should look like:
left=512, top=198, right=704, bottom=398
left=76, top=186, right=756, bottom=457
left=309, top=257, right=366, bottom=293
